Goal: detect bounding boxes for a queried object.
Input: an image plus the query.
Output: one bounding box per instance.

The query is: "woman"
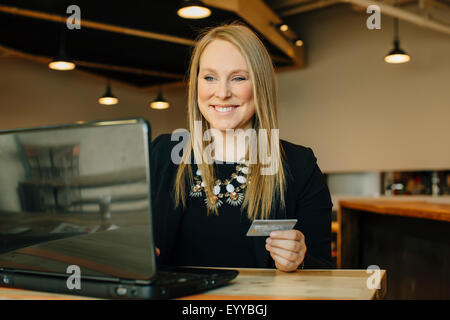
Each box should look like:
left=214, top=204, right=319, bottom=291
left=151, top=23, right=332, bottom=271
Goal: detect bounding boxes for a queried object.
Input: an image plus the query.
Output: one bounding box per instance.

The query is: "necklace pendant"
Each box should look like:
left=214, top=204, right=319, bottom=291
left=226, top=192, right=244, bottom=206
left=226, top=184, right=235, bottom=193
left=189, top=164, right=249, bottom=209
left=190, top=184, right=203, bottom=198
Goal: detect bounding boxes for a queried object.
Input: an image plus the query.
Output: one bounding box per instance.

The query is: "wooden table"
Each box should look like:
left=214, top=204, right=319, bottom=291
left=0, top=268, right=386, bottom=300
left=338, top=197, right=450, bottom=299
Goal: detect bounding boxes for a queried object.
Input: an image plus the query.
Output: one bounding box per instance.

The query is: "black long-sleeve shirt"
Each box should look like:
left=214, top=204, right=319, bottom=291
left=150, top=134, right=333, bottom=269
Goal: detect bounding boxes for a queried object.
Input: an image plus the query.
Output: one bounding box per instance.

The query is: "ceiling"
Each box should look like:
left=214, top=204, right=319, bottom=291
left=1, top=0, right=448, bottom=90
left=0, top=0, right=304, bottom=89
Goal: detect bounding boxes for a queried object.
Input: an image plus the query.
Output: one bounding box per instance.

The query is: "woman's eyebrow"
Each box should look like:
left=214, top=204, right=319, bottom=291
left=199, top=68, right=249, bottom=74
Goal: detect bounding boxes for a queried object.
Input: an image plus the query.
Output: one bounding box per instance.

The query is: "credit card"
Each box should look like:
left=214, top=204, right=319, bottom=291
left=246, top=219, right=298, bottom=237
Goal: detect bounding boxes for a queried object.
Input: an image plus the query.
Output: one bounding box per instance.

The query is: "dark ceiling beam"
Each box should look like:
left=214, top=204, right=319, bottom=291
left=203, top=0, right=306, bottom=68
left=0, top=4, right=297, bottom=69
left=279, top=0, right=340, bottom=16
left=0, top=4, right=196, bottom=46
left=269, top=0, right=314, bottom=10
left=0, top=44, right=184, bottom=80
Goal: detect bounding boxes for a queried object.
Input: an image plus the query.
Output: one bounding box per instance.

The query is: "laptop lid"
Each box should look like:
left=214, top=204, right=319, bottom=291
left=0, top=118, right=157, bottom=284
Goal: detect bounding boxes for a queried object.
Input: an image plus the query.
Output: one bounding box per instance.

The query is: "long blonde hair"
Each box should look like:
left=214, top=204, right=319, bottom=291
left=175, top=23, right=286, bottom=220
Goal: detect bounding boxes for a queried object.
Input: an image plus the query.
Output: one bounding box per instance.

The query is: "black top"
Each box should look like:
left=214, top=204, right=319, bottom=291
left=150, top=134, right=333, bottom=269
left=173, top=162, right=257, bottom=268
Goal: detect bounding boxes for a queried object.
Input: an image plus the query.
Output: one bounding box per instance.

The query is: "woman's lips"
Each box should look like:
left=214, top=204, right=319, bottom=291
left=210, top=104, right=239, bottom=114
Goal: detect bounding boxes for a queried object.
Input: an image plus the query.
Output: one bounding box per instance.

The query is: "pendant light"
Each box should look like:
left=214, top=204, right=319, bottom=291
left=98, top=81, right=118, bottom=106
left=271, top=22, right=289, bottom=32
left=177, top=0, right=211, bottom=19
left=294, top=39, right=304, bottom=47
left=49, top=26, right=76, bottom=71
left=150, top=90, right=170, bottom=110
left=384, top=18, right=410, bottom=64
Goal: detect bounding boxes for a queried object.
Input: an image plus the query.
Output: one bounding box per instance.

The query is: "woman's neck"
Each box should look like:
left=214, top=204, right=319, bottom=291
left=210, top=128, right=250, bottom=163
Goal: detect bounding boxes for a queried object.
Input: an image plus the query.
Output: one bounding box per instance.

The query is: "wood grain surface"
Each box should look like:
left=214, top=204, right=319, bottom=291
left=0, top=268, right=386, bottom=300
left=339, top=198, right=450, bottom=222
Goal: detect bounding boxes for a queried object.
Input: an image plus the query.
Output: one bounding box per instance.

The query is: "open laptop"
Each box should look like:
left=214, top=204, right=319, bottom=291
left=0, top=118, right=238, bottom=299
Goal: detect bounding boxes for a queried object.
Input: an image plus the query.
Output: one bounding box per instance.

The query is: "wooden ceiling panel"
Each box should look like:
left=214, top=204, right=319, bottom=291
left=0, top=0, right=304, bottom=88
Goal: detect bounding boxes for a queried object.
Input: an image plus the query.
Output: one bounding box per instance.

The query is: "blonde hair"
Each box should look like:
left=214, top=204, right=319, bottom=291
left=175, top=23, right=286, bottom=220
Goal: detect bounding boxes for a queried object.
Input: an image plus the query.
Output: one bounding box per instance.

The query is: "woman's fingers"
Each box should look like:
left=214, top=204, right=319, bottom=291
left=155, top=247, right=160, bottom=257
left=269, top=230, right=303, bottom=241
left=266, top=243, right=305, bottom=263
left=269, top=252, right=301, bottom=272
left=267, top=238, right=302, bottom=252
left=264, top=229, right=307, bottom=272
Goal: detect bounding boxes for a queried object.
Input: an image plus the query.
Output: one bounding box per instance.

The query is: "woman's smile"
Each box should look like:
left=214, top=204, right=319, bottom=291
left=210, top=104, right=240, bottom=114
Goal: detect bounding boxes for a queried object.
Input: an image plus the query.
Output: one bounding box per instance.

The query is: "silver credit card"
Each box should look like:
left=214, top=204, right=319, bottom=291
left=246, top=219, right=298, bottom=237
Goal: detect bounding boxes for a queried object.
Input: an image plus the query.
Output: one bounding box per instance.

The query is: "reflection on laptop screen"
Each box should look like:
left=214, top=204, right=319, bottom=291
left=0, top=120, right=155, bottom=281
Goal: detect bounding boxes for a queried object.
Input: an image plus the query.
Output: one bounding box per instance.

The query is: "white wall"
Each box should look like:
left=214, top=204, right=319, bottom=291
left=0, top=56, right=187, bottom=140
left=278, top=4, right=450, bottom=173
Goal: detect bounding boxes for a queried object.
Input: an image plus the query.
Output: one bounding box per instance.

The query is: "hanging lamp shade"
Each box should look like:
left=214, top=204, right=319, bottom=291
left=177, top=0, right=211, bottom=19
left=385, top=18, right=410, bottom=64
left=98, top=82, right=118, bottom=106
left=150, top=91, right=170, bottom=110
left=384, top=40, right=411, bottom=64
left=48, top=57, right=76, bottom=71
left=49, top=27, right=76, bottom=71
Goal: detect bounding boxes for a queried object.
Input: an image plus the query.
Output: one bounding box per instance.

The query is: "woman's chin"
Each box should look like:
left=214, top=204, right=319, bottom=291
left=207, top=117, right=254, bottom=133
left=209, top=122, right=237, bottom=132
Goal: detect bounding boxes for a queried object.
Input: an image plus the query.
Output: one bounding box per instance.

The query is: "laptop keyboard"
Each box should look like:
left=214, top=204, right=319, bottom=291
left=156, top=269, right=220, bottom=286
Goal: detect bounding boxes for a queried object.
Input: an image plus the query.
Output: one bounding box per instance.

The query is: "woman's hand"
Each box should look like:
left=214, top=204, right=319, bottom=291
left=265, top=230, right=306, bottom=272
left=155, top=247, right=160, bottom=257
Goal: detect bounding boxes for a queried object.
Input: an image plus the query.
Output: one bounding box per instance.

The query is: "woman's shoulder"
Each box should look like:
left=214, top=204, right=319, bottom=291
left=151, top=133, right=173, bottom=150
left=151, top=133, right=185, bottom=155
left=280, top=139, right=317, bottom=164
left=280, top=139, right=318, bottom=180
left=150, top=133, right=180, bottom=168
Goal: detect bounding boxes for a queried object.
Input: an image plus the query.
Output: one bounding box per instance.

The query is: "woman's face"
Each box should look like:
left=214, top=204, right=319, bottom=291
left=197, top=39, right=256, bottom=132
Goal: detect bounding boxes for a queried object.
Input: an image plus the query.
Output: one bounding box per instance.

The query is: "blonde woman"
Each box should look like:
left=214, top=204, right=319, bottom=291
left=151, top=23, right=332, bottom=272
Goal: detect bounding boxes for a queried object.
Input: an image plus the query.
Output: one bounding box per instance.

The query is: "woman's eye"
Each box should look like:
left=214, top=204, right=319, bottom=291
left=204, top=76, right=215, bottom=81
left=233, top=77, right=247, bottom=81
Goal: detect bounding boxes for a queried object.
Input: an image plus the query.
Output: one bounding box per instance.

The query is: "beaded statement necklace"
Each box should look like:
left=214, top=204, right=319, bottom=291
left=189, top=163, right=250, bottom=209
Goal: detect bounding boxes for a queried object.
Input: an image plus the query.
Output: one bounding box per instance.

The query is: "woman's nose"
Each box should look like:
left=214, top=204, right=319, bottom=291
left=215, top=80, right=231, bottom=99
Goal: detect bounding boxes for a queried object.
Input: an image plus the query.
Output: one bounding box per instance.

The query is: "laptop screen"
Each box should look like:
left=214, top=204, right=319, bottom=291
left=0, top=119, right=156, bottom=281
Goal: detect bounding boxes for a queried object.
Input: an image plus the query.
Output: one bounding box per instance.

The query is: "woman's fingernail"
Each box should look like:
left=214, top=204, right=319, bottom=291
left=266, top=238, right=272, bottom=244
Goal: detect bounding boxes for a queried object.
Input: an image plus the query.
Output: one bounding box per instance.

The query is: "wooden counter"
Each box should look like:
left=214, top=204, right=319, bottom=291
left=338, top=198, right=450, bottom=299
left=339, top=198, right=450, bottom=223
left=0, top=268, right=386, bottom=300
